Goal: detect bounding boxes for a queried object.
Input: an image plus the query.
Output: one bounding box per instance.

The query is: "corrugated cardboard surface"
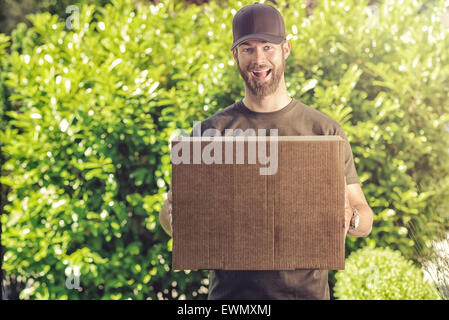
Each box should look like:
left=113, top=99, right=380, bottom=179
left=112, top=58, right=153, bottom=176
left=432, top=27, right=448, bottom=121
left=171, top=136, right=345, bottom=270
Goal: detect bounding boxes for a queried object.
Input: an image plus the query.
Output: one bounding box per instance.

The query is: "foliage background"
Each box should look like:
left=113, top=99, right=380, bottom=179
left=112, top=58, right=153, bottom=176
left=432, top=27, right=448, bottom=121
left=1, top=0, right=448, bottom=299
left=334, top=246, right=441, bottom=300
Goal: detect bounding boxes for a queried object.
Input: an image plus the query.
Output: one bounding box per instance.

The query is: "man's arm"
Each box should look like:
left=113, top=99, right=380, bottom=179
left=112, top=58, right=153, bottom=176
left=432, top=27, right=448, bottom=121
left=345, top=182, right=373, bottom=237
left=159, top=189, right=173, bottom=237
left=160, top=125, right=199, bottom=237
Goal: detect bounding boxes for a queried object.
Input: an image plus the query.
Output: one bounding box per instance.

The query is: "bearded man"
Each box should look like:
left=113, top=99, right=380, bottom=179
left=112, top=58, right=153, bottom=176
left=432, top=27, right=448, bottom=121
left=159, top=2, right=374, bottom=300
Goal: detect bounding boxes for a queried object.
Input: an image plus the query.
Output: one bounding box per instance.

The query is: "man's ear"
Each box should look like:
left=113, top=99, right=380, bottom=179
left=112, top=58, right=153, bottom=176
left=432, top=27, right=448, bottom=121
left=232, top=48, right=238, bottom=62
left=283, top=40, right=291, bottom=60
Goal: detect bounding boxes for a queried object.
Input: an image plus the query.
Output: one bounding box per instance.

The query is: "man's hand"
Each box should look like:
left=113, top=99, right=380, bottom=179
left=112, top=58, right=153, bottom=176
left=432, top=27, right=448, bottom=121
left=159, top=181, right=173, bottom=237
left=168, top=189, right=172, bottom=228
left=344, top=177, right=353, bottom=236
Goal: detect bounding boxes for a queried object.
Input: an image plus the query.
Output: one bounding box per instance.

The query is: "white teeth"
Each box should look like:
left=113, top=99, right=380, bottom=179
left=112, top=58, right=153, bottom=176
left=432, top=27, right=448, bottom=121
left=253, top=69, right=270, bottom=73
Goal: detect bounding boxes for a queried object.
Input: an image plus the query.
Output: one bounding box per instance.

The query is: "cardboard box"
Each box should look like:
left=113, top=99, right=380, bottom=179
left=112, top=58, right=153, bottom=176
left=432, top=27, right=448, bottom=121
left=171, top=136, right=346, bottom=270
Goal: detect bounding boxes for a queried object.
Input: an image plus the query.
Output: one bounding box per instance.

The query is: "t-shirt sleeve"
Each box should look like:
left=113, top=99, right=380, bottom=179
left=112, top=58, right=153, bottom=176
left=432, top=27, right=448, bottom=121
left=190, top=120, right=220, bottom=137
left=189, top=121, right=203, bottom=137
left=335, top=125, right=360, bottom=185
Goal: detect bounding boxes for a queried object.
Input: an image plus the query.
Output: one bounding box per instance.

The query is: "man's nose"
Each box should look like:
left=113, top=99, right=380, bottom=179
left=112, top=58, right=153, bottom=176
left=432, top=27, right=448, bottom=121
left=252, top=46, right=269, bottom=66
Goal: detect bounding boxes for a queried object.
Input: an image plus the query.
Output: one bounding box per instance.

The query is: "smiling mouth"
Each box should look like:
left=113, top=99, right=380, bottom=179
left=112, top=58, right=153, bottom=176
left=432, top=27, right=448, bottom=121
left=251, top=69, right=272, bottom=80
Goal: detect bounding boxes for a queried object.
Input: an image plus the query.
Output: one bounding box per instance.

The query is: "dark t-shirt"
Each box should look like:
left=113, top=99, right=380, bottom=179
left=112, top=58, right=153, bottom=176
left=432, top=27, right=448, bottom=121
left=190, top=98, right=360, bottom=300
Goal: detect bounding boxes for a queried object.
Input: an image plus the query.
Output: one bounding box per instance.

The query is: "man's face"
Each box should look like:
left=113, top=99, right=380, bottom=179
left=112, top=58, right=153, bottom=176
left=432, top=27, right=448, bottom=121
left=234, top=39, right=288, bottom=97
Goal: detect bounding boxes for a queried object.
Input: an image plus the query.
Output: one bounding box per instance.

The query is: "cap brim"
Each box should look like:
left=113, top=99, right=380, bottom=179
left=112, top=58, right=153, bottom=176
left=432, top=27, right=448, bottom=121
left=231, top=33, right=285, bottom=51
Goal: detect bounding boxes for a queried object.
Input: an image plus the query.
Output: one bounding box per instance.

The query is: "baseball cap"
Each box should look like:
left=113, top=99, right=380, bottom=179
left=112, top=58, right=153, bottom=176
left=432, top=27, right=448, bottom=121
left=231, top=3, right=286, bottom=51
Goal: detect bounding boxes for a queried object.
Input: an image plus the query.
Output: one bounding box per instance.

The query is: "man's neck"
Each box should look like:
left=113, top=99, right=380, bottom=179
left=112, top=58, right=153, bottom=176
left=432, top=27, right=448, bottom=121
left=242, top=88, right=292, bottom=113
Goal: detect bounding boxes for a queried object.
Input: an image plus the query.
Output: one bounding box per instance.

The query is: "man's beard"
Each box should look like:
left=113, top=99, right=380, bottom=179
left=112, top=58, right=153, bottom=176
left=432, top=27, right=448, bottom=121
left=237, top=51, right=285, bottom=97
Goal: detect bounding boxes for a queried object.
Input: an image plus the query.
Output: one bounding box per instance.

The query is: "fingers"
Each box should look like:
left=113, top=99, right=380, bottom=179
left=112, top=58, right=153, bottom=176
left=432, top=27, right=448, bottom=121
left=343, top=176, right=351, bottom=233
left=168, top=178, right=173, bottom=229
left=345, top=192, right=350, bottom=209
left=344, top=177, right=349, bottom=208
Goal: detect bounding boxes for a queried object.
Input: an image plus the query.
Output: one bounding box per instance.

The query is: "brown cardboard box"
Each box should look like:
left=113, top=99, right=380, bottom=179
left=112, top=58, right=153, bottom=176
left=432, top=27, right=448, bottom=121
left=171, top=136, right=346, bottom=270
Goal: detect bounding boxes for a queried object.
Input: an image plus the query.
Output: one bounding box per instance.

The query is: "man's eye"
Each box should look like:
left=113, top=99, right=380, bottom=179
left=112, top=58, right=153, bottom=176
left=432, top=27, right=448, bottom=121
left=265, top=45, right=273, bottom=50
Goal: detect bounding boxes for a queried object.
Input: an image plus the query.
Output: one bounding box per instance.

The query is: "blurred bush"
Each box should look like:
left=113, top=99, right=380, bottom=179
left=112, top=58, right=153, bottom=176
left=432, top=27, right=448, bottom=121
left=0, top=0, right=112, bottom=36
left=281, top=0, right=449, bottom=258
left=334, top=246, right=441, bottom=300
left=1, top=0, right=448, bottom=299
left=0, top=33, right=9, bottom=133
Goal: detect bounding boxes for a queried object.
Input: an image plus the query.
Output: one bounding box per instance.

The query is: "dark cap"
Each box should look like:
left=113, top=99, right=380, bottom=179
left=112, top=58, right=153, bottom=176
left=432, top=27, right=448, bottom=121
left=231, top=3, right=286, bottom=51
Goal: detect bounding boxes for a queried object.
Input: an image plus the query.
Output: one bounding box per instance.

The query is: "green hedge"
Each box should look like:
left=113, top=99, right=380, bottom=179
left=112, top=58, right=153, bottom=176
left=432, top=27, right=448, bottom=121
left=334, top=246, right=440, bottom=300
left=1, top=0, right=448, bottom=299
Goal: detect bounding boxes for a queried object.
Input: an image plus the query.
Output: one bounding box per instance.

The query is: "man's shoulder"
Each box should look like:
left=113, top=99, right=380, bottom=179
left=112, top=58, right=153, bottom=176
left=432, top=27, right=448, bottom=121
left=298, top=101, right=342, bottom=128
left=191, top=101, right=241, bottom=135
left=295, top=100, right=344, bottom=134
left=204, top=102, right=240, bottom=122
